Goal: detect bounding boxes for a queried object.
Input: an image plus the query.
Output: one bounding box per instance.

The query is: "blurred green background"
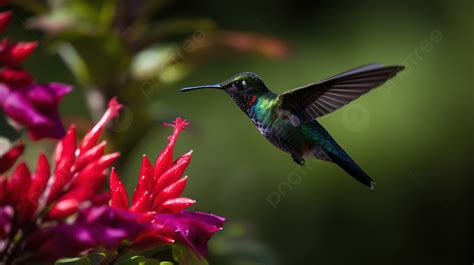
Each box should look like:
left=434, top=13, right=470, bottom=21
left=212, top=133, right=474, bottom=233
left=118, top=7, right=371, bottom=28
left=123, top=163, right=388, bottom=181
left=6, top=0, right=473, bottom=264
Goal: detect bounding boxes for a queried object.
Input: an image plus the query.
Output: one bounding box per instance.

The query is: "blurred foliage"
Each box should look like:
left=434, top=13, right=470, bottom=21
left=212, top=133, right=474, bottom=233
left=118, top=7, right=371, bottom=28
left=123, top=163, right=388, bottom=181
left=208, top=223, right=278, bottom=265
left=53, top=245, right=207, bottom=265
left=7, top=0, right=473, bottom=264
left=13, top=0, right=290, bottom=167
left=0, top=114, right=20, bottom=142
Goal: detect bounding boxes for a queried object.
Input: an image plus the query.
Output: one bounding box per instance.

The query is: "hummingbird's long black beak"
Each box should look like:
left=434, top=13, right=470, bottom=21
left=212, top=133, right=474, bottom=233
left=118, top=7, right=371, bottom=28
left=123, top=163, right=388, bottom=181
left=178, top=84, right=222, bottom=92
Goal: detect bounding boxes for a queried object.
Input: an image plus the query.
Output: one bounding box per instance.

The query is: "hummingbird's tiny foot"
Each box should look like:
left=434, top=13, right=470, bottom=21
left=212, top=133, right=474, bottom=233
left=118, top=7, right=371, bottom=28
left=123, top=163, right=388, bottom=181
left=292, top=155, right=305, bottom=166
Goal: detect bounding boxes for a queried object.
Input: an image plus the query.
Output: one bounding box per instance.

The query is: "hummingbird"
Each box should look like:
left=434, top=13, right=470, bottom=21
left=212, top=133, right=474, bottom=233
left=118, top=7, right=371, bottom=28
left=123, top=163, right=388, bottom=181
left=179, top=64, right=404, bottom=189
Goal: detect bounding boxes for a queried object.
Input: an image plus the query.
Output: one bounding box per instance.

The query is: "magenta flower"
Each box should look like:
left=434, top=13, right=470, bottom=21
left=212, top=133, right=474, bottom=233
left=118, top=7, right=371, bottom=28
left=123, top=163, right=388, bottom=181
left=0, top=6, right=72, bottom=140
left=0, top=81, right=72, bottom=140
left=0, top=99, right=123, bottom=263
left=0, top=98, right=122, bottom=224
left=0, top=206, right=11, bottom=238
left=0, top=99, right=224, bottom=263
left=154, top=211, right=225, bottom=256
left=24, top=206, right=148, bottom=262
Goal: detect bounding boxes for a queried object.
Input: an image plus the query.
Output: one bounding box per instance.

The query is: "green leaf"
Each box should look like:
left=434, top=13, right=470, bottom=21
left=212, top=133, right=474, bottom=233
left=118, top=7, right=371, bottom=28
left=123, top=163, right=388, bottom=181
left=172, top=245, right=208, bottom=265
left=115, top=255, right=165, bottom=265
left=98, top=0, right=116, bottom=30
left=54, top=256, right=91, bottom=265
left=145, top=18, right=216, bottom=39
left=115, top=255, right=145, bottom=265
left=131, top=44, right=178, bottom=80
left=85, top=251, right=107, bottom=264
left=56, top=42, right=94, bottom=87
left=116, top=255, right=160, bottom=265
left=138, top=258, right=163, bottom=265
left=114, top=246, right=175, bottom=265
left=58, top=34, right=130, bottom=88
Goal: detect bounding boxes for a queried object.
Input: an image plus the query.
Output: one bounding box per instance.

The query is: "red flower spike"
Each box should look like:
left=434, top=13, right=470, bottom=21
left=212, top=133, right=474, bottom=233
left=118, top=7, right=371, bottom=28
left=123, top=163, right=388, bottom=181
left=96, top=152, right=120, bottom=170
left=163, top=118, right=190, bottom=146
left=140, top=155, right=153, bottom=189
left=49, top=127, right=76, bottom=202
left=80, top=98, right=122, bottom=153
left=0, top=41, right=38, bottom=66
left=129, top=191, right=151, bottom=213
left=137, top=211, right=156, bottom=223
left=0, top=67, right=34, bottom=88
left=0, top=141, right=24, bottom=174
left=110, top=168, right=129, bottom=210
left=15, top=165, right=37, bottom=221
left=74, top=140, right=106, bottom=171
left=48, top=182, right=102, bottom=220
left=153, top=146, right=173, bottom=182
left=26, top=153, right=50, bottom=216
left=53, top=126, right=76, bottom=169
left=47, top=168, right=71, bottom=204
left=0, top=177, right=8, bottom=204
left=152, top=151, right=192, bottom=195
left=47, top=198, right=80, bottom=220
left=131, top=173, right=147, bottom=205
left=73, top=152, right=120, bottom=187
left=131, top=155, right=153, bottom=205
left=31, top=154, right=50, bottom=193
left=158, top=197, right=196, bottom=213
left=7, top=162, right=31, bottom=205
left=152, top=176, right=188, bottom=210
left=0, top=11, right=12, bottom=35
left=153, top=118, right=189, bottom=178
left=0, top=1, right=8, bottom=8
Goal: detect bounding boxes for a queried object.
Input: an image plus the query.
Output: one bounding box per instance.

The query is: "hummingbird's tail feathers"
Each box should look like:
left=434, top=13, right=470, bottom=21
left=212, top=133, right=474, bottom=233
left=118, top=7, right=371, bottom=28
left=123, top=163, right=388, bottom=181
left=323, top=146, right=375, bottom=189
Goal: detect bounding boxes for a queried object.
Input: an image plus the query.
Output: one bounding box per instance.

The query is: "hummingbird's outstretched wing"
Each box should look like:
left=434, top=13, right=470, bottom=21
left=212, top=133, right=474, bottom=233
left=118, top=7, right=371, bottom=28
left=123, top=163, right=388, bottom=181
left=277, top=64, right=404, bottom=126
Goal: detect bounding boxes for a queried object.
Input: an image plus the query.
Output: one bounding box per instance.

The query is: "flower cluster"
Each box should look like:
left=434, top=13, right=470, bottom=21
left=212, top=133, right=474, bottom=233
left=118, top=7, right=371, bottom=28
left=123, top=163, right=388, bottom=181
left=110, top=118, right=224, bottom=256
left=110, top=118, right=194, bottom=214
left=0, top=3, right=224, bottom=263
left=0, top=2, right=71, bottom=140
left=0, top=99, right=124, bottom=262
left=0, top=99, right=224, bottom=263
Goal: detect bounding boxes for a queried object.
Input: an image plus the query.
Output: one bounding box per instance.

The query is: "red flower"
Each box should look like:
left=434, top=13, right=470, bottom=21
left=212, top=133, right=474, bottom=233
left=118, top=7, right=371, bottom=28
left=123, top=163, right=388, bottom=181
left=110, top=118, right=193, bottom=214
left=0, top=67, right=33, bottom=87
left=0, top=7, right=72, bottom=140
left=47, top=98, right=122, bottom=219
left=110, top=118, right=225, bottom=256
left=0, top=99, right=224, bottom=262
left=0, top=39, right=37, bottom=66
left=23, top=206, right=150, bottom=262
left=0, top=141, right=23, bottom=174
left=0, top=98, right=124, bottom=263
left=0, top=98, right=122, bottom=223
left=0, top=11, right=12, bottom=35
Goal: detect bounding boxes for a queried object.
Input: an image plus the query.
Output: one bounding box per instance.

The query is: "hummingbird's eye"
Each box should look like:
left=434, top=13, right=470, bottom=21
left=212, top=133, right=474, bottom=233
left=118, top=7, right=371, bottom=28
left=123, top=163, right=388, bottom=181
left=235, top=80, right=247, bottom=89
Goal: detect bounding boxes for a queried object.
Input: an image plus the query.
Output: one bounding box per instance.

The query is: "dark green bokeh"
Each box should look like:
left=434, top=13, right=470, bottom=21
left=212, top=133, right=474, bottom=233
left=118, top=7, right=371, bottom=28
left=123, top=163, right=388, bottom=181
left=10, top=0, right=473, bottom=264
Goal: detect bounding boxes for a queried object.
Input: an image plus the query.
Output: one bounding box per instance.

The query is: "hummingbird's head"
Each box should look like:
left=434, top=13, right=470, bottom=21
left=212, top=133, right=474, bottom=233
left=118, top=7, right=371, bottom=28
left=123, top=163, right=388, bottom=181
left=179, top=72, right=269, bottom=97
